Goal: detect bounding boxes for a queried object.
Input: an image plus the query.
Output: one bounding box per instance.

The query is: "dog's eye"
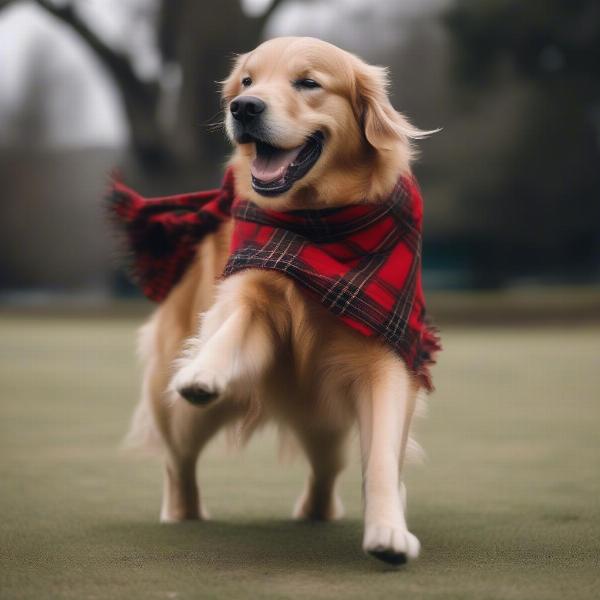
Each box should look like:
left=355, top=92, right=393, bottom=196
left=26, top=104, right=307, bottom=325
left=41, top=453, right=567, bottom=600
left=241, top=77, right=252, bottom=88
left=294, top=78, right=321, bottom=90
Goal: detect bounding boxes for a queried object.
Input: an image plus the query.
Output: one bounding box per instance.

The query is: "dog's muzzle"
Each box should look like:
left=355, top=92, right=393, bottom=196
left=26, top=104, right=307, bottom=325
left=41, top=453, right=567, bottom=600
left=229, top=96, right=324, bottom=197
left=230, top=96, right=268, bottom=143
left=230, top=96, right=266, bottom=126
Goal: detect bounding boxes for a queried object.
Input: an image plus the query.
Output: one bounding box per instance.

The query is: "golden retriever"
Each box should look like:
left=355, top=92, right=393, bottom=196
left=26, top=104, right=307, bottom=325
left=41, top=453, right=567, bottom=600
left=127, top=37, right=435, bottom=565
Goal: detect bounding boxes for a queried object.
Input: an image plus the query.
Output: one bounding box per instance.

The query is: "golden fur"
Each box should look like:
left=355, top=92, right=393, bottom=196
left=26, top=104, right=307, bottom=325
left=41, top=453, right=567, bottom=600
left=127, top=37, right=433, bottom=564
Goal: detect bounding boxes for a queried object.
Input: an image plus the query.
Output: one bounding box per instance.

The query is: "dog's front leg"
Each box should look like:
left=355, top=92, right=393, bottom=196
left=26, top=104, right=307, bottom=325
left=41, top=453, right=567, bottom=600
left=357, top=355, right=420, bottom=565
left=171, top=299, right=275, bottom=405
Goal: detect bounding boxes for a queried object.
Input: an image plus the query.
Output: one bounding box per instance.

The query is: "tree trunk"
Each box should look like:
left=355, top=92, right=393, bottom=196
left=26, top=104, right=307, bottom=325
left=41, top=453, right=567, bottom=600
left=159, top=0, right=266, bottom=170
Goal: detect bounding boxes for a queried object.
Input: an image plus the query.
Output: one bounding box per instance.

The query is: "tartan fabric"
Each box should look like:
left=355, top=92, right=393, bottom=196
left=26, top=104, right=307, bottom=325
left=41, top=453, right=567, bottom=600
left=108, top=169, right=235, bottom=302
left=107, top=168, right=440, bottom=389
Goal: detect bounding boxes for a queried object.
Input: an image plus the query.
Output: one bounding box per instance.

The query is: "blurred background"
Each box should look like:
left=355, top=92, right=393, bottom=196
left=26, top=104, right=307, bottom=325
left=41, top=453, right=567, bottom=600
left=1, top=3, right=599, bottom=597
left=1, top=0, right=599, bottom=307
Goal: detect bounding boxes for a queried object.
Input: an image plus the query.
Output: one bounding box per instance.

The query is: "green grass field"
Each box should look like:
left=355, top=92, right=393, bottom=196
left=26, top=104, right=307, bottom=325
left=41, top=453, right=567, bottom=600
left=1, top=313, right=599, bottom=599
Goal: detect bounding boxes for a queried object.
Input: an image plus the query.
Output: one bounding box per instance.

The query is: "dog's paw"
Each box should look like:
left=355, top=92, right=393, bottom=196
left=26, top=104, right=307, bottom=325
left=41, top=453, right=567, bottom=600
left=171, top=360, right=228, bottom=406
left=293, top=490, right=345, bottom=521
left=177, top=383, right=220, bottom=405
left=363, top=524, right=420, bottom=566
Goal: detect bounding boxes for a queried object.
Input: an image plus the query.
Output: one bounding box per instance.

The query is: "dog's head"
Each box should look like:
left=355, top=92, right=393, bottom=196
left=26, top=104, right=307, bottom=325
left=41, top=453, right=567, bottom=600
left=222, top=37, right=432, bottom=209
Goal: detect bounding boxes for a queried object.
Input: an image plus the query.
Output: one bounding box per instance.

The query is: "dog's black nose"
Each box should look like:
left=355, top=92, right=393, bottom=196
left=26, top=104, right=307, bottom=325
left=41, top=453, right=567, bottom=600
left=230, top=96, right=266, bottom=125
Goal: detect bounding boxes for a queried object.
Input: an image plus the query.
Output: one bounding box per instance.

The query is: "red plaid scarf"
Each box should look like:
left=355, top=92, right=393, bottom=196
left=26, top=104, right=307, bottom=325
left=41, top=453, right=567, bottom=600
left=109, top=168, right=440, bottom=389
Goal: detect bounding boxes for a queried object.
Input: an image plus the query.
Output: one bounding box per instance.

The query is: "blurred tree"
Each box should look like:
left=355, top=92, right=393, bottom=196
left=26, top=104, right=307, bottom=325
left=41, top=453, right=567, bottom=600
left=445, top=0, right=600, bottom=283
left=0, top=0, right=289, bottom=184
left=157, top=0, right=287, bottom=173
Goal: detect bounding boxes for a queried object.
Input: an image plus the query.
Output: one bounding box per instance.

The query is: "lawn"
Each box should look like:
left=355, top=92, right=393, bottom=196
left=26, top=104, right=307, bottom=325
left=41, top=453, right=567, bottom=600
left=0, top=313, right=599, bottom=599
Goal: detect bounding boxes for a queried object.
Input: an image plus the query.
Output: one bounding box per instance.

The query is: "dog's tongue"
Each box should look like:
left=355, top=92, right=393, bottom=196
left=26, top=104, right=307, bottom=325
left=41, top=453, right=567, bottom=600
left=251, top=145, right=303, bottom=183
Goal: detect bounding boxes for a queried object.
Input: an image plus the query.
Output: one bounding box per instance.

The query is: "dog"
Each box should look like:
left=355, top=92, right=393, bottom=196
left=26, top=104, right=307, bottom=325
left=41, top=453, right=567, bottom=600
left=123, top=37, right=439, bottom=566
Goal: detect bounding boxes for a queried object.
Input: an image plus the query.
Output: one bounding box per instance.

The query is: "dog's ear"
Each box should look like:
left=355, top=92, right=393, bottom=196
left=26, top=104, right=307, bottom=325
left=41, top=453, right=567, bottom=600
left=221, top=53, right=249, bottom=103
left=352, top=60, right=436, bottom=159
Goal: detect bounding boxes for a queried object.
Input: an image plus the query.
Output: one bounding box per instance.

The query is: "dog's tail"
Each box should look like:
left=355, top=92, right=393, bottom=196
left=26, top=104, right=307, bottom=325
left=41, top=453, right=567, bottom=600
left=121, top=319, right=164, bottom=455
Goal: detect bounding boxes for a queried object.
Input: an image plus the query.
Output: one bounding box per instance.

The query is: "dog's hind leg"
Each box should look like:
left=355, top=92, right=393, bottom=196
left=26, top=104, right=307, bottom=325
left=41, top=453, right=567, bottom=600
left=138, top=345, right=242, bottom=523
left=291, top=425, right=349, bottom=521
left=356, top=355, right=421, bottom=565
left=160, top=395, right=243, bottom=522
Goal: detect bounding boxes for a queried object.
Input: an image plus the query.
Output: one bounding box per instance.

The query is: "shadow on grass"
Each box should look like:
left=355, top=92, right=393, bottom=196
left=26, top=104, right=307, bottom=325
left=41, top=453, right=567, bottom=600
left=89, top=507, right=594, bottom=575
left=93, top=518, right=407, bottom=573
left=93, top=514, right=503, bottom=573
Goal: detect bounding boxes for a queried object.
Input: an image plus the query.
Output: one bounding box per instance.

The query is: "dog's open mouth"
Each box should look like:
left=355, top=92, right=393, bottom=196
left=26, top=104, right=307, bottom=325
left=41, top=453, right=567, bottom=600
left=249, top=132, right=324, bottom=196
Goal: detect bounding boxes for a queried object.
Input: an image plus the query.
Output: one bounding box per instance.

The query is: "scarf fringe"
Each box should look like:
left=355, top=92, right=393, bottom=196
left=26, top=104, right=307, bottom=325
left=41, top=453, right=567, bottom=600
left=415, top=324, right=442, bottom=392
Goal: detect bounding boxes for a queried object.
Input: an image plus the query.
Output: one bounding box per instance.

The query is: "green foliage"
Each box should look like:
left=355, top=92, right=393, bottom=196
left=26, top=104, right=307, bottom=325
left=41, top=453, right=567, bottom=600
left=445, top=0, right=600, bottom=85
left=442, top=0, right=600, bottom=283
